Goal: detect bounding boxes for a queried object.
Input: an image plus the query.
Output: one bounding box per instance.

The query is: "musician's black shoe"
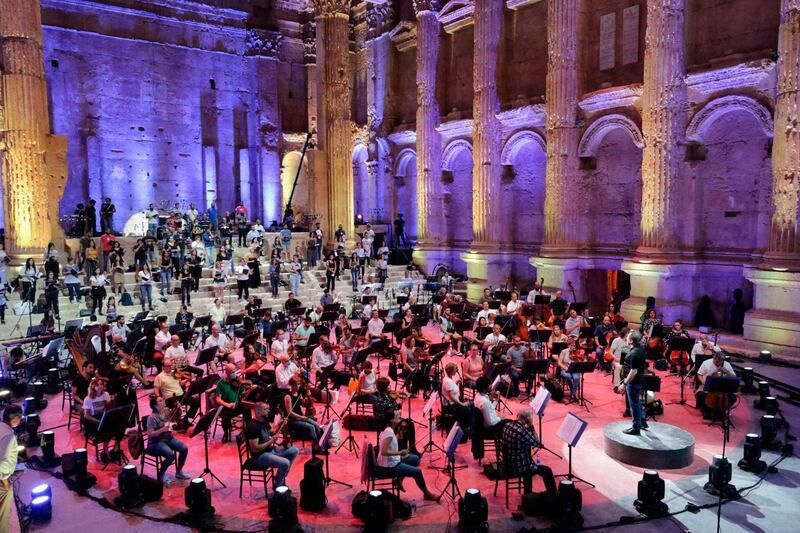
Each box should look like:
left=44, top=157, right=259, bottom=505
left=641, top=422, right=649, bottom=430
left=109, top=449, right=121, bottom=461
left=221, top=432, right=231, bottom=443
left=622, top=427, right=640, bottom=436
left=99, top=451, right=109, bottom=464
left=623, top=410, right=631, bottom=417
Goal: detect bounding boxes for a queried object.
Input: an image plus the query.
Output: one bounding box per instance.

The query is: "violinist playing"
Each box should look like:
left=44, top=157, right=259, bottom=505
left=498, top=335, right=530, bottom=398
left=558, top=339, right=582, bottom=403
left=164, top=334, right=203, bottom=378
left=665, top=319, right=691, bottom=373
left=245, top=402, right=298, bottom=487
left=695, top=351, right=735, bottom=419
left=594, top=315, right=618, bottom=373
left=153, top=359, right=200, bottom=432
left=216, top=363, right=253, bottom=443
left=284, top=377, right=323, bottom=449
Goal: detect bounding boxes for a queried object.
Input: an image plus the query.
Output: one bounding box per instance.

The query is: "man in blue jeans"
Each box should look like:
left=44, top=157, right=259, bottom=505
left=245, top=402, right=299, bottom=487
left=375, top=412, right=440, bottom=502
left=615, top=330, right=648, bottom=435
left=146, top=396, right=190, bottom=486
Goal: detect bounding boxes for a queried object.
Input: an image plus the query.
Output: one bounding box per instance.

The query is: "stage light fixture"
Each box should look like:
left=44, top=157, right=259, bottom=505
left=738, top=433, right=767, bottom=474
left=63, top=448, right=97, bottom=492
left=22, top=397, right=36, bottom=415
left=46, top=368, right=60, bottom=395
left=759, top=350, right=772, bottom=361
left=760, top=415, right=782, bottom=451
left=634, top=470, right=668, bottom=517
left=30, top=494, right=52, bottom=524
left=755, top=381, right=771, bottom=409
left=704, top=455, right=739, bottom=500
left=0, top=389, right=11, bottom=405
left=32, top=381, right=47, bottom=410
left=184, top=478, right=215, bottom=526
left=24, top=413, right=40, bottom=448
left=555, top=479, right=584, bottom=528
left=115, top=464, right=144, bottom=509
left=31, top=483, right=51, bottom=500
left=39, top=430, right=62, bottom=467
left=267, top=485, right=300, bottom=532
left=764, top=396, right=779, bottom=416
left=363, top=490, right=390, bottom=533
left=741, top=367, right=757, bottom=394
left=458, top=488, right=489, bottom=533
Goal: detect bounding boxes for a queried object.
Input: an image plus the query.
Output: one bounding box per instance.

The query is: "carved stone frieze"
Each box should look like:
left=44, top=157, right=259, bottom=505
left=311, top=0, right=350, bottom=16
left=366, top=1, right=394, bottom=39
left=413, top=0, right=441, bottom=14
left=389, top=21, right=417, bottom=51
left=246, top=29, right=283, bottom=58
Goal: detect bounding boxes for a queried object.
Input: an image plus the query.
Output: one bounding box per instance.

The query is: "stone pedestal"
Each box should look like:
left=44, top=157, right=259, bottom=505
left=528, top=257, right=586, bottom=301
left=620, top=260, right=696, bottom=328
left=461, top=248, right=533, bottom=301
left=744, top=269, right=800, bottom=353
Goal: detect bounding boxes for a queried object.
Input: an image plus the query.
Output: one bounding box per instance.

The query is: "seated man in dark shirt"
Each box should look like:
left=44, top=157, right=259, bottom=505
left=71, top=361, right=95, bottom=410
left=499, top=408, right=557, bottom=495
left=244, top=402, right=299, bottom=487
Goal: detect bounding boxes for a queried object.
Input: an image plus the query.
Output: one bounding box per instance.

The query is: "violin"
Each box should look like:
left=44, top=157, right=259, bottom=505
left=603, top=331, right=618, bottom=363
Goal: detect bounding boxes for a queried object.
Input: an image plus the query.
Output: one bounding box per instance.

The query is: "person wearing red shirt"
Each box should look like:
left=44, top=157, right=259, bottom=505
left=100, top=228, right=116, bottom=271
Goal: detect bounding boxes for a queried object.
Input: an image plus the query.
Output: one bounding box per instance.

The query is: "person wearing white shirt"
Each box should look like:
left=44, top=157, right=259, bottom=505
left=235, top=258, right=250, bottom=300
left=154, top=323, right=171, bottom=353
left=271, top=329, right=289, bottom=357
left=186, top=204, right=199, bottom=225
left=209, top=298, right=226, bottom=325
left=691, top=333, right=722, bottom=358
left=473, top=376, right=502, bottom=438
left=476, top=301, right=491, bottom=323
left=504, top=292, right=522, bottom=315
left=275, top=354, right=299, bottom=390
left=526, top=282, right=547, bottom=306
left=441, top=363, right=471, bottom=437
left=311, top=338, right=337, bottom=375
left=0, top=405, right=23, bottom=532
left=110, top=316, right=130, bottom=344
left=165, top=334, right=203, bottom=377
left=609, top=327, right=630, bottom=387
left=483, top=324, right=507, bottom=352
left=696, top=351, right=735, bottom=390
left=367, top=310, right=384, bottom=341
left=144, top=204, right=160, bottom=236
left=204, top=323, right=233, bottom=361
left=375, top=411, right=439, bottom=502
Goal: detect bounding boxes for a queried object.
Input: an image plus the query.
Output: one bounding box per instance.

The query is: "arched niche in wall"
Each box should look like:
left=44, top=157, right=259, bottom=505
left=440, top=139, right=474, bottom=245
left=393, top=148, right=418, bottom=241
left=687, top=95, right=773, bottom=256
left=280, top=151, right=308, bottom=218
left=500, top=131, right=547, bottom=245
left=352, top=143, right=369, bottom=221
left=578, top=114, right=644, bottom=252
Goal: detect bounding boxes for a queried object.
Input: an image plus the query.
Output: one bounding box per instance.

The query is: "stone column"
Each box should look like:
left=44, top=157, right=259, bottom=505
left=312, top=0, right=354, bottom=248
left=530, top=0, right=585, bottom=295
left=622, top=0, right=692, bottom=326
left=413, top=0, right=441, bottom=245
left=0, top=0, right=62, bottom=260
left=745, top=0, right=800, bottom=353
left=638, top=0, right=687, bottom=253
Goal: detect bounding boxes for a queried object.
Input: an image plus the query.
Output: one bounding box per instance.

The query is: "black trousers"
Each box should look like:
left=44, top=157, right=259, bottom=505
left=220, top=403, right=252, bottom=435
left=522, top=464, right=557, bottom=493
left=237, top=279, right=249, bottom=299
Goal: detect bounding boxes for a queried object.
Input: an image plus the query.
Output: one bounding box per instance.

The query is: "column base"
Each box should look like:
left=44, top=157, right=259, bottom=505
left=620, top=261, right=698, bottom=328
left=527, top=256, right=586, bottom=300
left=460, top=248, right=533, bottom=301
left=744, top=267, right=800, bottom=355
left=412, top=241, right=467, bottom=277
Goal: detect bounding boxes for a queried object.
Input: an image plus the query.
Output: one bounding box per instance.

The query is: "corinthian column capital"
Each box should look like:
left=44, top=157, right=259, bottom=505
left=311, top=0, right=350, bottom=16
left=413, top=0, right=440, bottom=15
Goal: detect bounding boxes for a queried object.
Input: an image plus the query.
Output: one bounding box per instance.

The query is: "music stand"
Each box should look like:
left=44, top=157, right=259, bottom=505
left=178, top=328, right=195, bottom=350
left=193, top=315, right=211, bottom=329
left=555, top=412, right=593, bottom=487
left=487, top=300, right=501, bottom=311
left=320, top=420, right=351, bottom=488
left=530, top=386, right=561, bottom=458
left=521, top=359, right=551, bottom=400
left=570, top=302, right=587, bottom=315
left=493, top=290, right=511, bottom=302
left=533, top=295, right=551, bottom=323
left=704, top=376, right=740, bottom=443
left=190, top=407, right=226, bottom=487
left=412, top=316, right=428, bottom=329
left=641, top=374, right=661, bottom=422
left=317, top=363, right=338, bottom=423
left=397, top=295, right=408, bottom=306
left=438, top=423, right=464, bottom=501
left=97, top=404, right=135, bottom=469
left=323, top=304, right=341, bottom=313
left=410, top=304, right=428, bottom=317
left=473, top=326, right=492, bottom=341
left=132, top=311, right=150, bottom=323
left=194, top=346, right=218, bottom=373
left=529, top=328, right=552, bottom=359
left=421, top=391, right=445, bottom=457
left=566, top=361, right=596, bottom=411
left=335, top=392, right=359, bottom=457
left=320, top=311, right=338, bottom=326
left=381, top=321, right=399, bottom=347
left=349, top=345, right=371, bottom=374
left=485, top=362, right=513, bottom=415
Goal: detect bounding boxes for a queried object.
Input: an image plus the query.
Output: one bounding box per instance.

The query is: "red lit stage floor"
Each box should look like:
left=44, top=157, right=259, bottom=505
left=18, top=351, right=800, bottom=533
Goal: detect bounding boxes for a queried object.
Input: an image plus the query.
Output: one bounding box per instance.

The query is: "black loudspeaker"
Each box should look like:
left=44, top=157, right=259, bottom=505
left=139, top=475, right=164, bottom=502
left=300, top=457, right=326, bottom=511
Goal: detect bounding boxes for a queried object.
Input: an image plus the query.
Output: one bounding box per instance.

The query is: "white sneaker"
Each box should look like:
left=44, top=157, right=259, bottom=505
left=160, top=475, right=172, bottom=487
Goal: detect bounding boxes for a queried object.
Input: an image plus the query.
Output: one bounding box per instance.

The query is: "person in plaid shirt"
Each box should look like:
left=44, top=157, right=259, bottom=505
left=500, top=408, right=557, bottom=494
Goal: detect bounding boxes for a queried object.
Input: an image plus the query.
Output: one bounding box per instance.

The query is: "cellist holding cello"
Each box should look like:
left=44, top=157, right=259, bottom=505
left=695, top=351, right=736, bottom=419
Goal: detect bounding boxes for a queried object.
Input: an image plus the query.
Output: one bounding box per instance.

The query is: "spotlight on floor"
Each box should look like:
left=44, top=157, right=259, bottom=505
left=704, top=455, right=739, bottom=500
left=363, top=490, right=390, bottom=533
left=759, top=350, right=772, bottom=361
left=764, top=396, right=779, bottom=416
left=39, top=430, right=62, bottom=467
left=761, top=415, right=783, bottom=451
left=63, top=448, right=97, bottom=493
left=0, top=389, right=12, bottom=406
left=755, top=381, right=771, bottom=409
left=24, top=413, right=41, bottom=448
left=31, top=483, right=52, bottom=501
left=267, top=485, right=301, bottom=533
left=183, top=478, right=215, bottom=527
left=32, top=381, right=47, bottom=410
left=22, top=397, right=36, bottom=415
left=46, top=368, right=60, bottom=395
left=30, top=493, right=52, bottom=524
left=114, top=464, right=144, bottom=509
left=738, top=433, right=768, bottom=474
left=634, top=470, right=668, bottom=517
left=741, top=367, right=757, bottom=394
left=555, top=479, right=584, bottom=528
left=458, top=488, right=489, bottom=533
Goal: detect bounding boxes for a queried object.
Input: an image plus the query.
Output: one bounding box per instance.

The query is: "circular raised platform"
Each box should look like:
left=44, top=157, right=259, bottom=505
left=603, top=421, right=696, bottom=469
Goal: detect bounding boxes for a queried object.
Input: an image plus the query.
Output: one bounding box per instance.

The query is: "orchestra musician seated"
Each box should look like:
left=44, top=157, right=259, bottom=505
left=357, top=360, right=379, bottom=404
left=692, top=333, right=722, bottom=359
left=476, top=301, right=492, bottom=323
left=164, top=334, right=203, bottom=377
left=275, top=353, right=301, bottom=394
left=547, top=290, right=569, bottom=328
left=146, top=396, right=190, bottom=486
left=500, top=408, right=557, bottom=496
left=609, top=327, right=630, bottom=388
left=72, top=361, right=95, bottom=411
left=564, top=309, right=585, bottom=340
left=441, top=362, right=471, bottom=440
left=439, top=307, right=463, bottom=353
left=462, top=344, right=485, bottom=389
left=375, top=411, right=440, bottom=502
left=295, top=317, right=315, bottom=347
left=204, top=322, right=234, bottom=363
left=695, top=351, right=736, bottom=419
left=474, top=376, right=503, bottom=440
left=478, top=287, right=493, bottom=305
left=501, top=336, right=531, bottom=397
left=284, top=377, right=323, bottom=447
left=483, top=323, right=507, bottom=358
left=548, top=324, right=569, bottom=364
left=558, top=340, right=582, bottom=402
left=245, top=402, right=299, bottom=487
left=271, top=328, right=289, bottom=358
left=83, top=377, right=124, bottom=463
left=153, top=360, right=200, bottom=431
left=215, top=363, right=253, bottom=443
left=367, top=309, right=385, bottom=343
left=111, top=346, right=150, bottom=389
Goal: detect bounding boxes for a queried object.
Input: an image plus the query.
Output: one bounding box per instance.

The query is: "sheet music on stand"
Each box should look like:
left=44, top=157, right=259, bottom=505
left=443, top=423, right=463, bottom=460
left=423, top=391, right=438, bottom=418
left=530, top=386, right=551, bottom=418
left=556, top=412, right=588, bottom=448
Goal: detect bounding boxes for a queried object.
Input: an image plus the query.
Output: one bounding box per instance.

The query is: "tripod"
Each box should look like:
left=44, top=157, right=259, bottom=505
left=192, top=408, right=226, bottom=487
left=324, top=443, right=352, bottom=488
left=537, top=414, right=562, bottom=459
left=335, top=394, right=359, bottom=457
left=555, top=444, right=594, bottom=488
left=438, top=453, right=462, bottom=501
left=405, top=390, right=425, bottom=428
left=422, top=400, right=446, bottom=457
left=199, top=427, right=226, bottom=487
left=667, top=365, right=691, bottom=406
